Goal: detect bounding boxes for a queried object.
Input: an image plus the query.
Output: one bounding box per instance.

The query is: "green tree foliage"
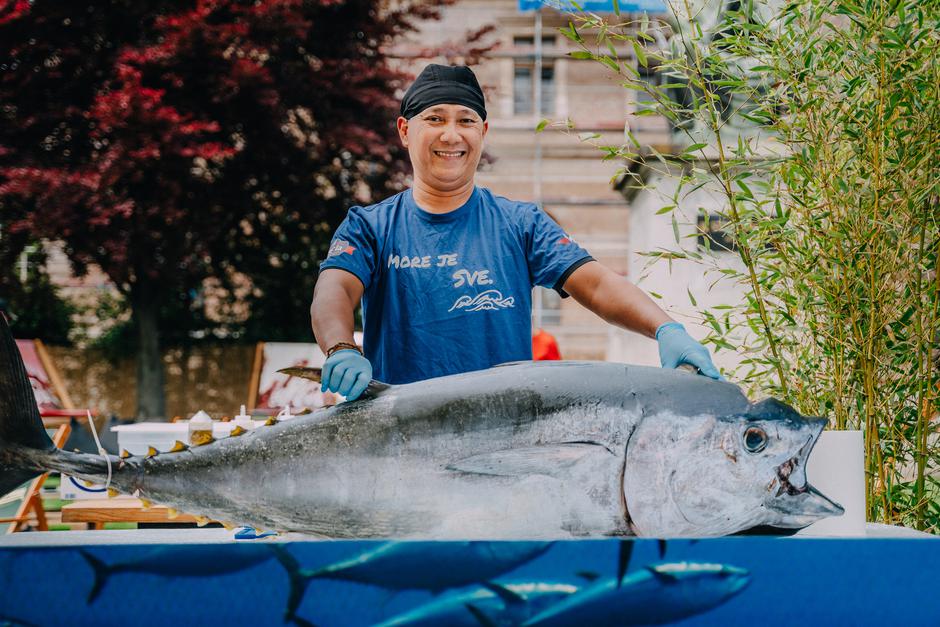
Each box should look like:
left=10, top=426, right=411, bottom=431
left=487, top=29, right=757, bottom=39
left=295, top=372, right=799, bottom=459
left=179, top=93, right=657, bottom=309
left=0, top=0, right=487, bottom=417
left=0, top=238, right=73, bottom=344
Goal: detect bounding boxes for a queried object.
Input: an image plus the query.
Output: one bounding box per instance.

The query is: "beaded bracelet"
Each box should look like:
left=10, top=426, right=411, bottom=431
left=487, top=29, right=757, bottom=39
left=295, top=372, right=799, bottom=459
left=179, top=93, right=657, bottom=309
left=326, top=341, right=362, bottom=358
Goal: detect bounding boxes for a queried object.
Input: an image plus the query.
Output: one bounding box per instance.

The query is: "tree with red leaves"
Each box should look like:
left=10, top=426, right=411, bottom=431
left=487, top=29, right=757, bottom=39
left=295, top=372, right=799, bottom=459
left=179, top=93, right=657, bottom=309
left=0, top=0, right=490, bottom=418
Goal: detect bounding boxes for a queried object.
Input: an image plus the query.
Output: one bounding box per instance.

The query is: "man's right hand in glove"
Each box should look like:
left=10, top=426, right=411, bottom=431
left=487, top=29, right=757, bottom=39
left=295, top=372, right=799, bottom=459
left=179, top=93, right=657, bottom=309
left=321, top=349, right=372, bottom=401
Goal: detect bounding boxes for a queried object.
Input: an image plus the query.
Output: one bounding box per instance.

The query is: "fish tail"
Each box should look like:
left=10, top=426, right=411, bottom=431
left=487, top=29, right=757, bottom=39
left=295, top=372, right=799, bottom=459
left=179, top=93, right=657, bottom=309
left=288, top=615, right=320, bottom=627
left=79, top=549, right=111, bottom=604
left=0, top=315, right=56, bottom=498
left=270, top=546, right=315, bottom=623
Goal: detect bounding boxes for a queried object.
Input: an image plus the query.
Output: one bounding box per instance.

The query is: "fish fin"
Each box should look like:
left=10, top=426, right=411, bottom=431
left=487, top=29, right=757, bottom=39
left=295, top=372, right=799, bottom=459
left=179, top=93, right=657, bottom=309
left=275, top=367, right=391, bottom=400
left=194, top=515, right=210, bottom=527
left=446, top=442, right=613, bottom=477
left=107, top=488, right=119, bottom=498
left=646, top=564, right=681, bottom=583
left=146, top=446, right=159, bottom=458
left=0, top=315, right=56, bottom=497
left=169, top=440, right=188, bottom=452
left=220, top=521, right=235, bottom=530
left=360, top=380, right=391, bottom=399
left=277, top=366, right=322, bottom=382
left=271, top=546, right=314, bottom=624
left=264, top=416, right=278, bottom=426
left=140, top=499, right=152, bottom=509
left=288, top=615, right=319, bottom=627
left=463, top=603, right=499, bottom=627
left=120, top=449, right=132, bottom=459
left=658, top=539, right=668, bottom=559
left=79, top=550, right=110, bottom=604
left=229, top=425, right=247, bottom=437
left=165, top=507, right=179, bottom=519
left=576, top=570, right=601, bottom=582
left=481, top=581, right=526, bottom=607
left=618, top=540, right=634, bottom=587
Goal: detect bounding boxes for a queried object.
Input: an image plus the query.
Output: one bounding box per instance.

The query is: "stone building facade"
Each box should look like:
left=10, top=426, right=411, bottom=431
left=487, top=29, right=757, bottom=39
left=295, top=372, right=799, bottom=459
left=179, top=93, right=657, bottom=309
left=389, top=0, right=677, bottom=361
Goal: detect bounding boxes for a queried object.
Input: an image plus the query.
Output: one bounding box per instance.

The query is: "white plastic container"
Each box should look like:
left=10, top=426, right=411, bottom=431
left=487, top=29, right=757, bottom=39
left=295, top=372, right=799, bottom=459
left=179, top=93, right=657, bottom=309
left=233, top=405, right=253, bottom=431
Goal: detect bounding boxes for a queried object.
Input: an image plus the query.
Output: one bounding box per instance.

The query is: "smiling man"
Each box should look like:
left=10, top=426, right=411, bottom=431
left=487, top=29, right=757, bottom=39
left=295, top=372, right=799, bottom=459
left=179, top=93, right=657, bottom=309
left=311, top=64, right=721, bottom=400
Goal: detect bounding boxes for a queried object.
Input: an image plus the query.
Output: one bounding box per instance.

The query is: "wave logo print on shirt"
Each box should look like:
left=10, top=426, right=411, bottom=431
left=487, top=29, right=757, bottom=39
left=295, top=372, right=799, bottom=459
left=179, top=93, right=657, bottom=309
left=328, top=240, right=356, bottom=257
left=448, top=290, right=515, bottom=313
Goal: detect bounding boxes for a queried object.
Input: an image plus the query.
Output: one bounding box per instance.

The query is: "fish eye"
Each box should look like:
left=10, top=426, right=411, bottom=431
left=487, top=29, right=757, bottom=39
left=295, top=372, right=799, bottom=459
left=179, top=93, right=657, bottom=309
left=743, top=427, right=767, bottom=453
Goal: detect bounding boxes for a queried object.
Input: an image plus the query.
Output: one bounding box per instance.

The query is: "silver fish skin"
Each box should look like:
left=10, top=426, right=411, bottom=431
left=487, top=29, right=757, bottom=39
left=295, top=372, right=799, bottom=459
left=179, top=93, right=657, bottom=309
left=0, top=317, right=842, bottom=538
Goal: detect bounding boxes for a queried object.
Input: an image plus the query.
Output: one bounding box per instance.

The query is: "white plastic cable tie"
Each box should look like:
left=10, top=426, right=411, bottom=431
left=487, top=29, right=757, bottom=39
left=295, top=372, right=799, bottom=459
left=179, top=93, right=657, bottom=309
left=86, top=410, right=112, bottom=490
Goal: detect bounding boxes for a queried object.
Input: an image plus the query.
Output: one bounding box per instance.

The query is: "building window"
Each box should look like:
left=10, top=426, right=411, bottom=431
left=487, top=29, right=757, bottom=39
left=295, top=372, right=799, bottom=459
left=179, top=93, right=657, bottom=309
left=513, top=36, right=556, bottom=116
left=697, top=213, right=737, bottom=253
left=532, top=286, right=562, bottom=327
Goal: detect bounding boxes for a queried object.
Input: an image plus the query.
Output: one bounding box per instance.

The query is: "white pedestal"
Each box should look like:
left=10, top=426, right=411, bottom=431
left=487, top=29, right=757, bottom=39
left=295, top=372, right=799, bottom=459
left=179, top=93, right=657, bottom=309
left=797, top=430, right=866, bottom=537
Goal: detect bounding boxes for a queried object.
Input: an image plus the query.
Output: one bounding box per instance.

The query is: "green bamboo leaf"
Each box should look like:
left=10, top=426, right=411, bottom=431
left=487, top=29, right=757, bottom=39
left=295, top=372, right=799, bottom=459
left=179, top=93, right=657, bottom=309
left=655, top=204, right=675, bottom=215
left=671, top=213, right=680, bottom=243
left=569, top=50, right=593, bottom=60
left=687, top=288, right=697, bottom=306
left=632, top=41, right=647, bottom=68
left=625, top=128, right=641, bottom=149
left=605, top=37, right=618, bottom=59
left=612, top=0, right=620, bottom=16
left=536, top=118, right=550, bottom=132
left=599, top=56, right=620, bottom=72
left=563, top=20, right=583, bottom=44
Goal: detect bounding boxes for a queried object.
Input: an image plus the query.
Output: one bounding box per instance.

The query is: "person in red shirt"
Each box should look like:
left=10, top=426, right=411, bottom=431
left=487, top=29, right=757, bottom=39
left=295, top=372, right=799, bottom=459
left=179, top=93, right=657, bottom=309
left=532, top=329, right=561, bottom=361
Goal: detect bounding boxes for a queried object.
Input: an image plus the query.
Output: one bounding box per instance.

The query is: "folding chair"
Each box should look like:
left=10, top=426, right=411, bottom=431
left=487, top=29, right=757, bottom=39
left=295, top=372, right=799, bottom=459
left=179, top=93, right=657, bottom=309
left=15, top=338, right=97, bottom=427
left=0, top=424, right=71, bottom=533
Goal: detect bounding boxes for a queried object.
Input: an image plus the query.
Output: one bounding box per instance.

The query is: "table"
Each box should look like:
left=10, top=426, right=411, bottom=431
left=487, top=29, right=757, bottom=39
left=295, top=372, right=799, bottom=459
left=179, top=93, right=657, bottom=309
left=61, top=497, right=214, bottom=529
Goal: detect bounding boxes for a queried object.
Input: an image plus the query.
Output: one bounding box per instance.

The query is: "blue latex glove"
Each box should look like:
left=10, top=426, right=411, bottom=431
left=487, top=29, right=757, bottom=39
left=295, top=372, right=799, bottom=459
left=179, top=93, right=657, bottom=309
left=656, top=322, right=724, bottom=380
left=234, top=526, right=277, bottom=540
left=321, top=349, right=372, bottom=401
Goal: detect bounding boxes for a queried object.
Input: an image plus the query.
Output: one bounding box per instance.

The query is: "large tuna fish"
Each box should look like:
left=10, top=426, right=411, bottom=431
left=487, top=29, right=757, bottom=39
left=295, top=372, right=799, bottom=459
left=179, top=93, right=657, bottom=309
left=0, top=316, right=841, bottom=538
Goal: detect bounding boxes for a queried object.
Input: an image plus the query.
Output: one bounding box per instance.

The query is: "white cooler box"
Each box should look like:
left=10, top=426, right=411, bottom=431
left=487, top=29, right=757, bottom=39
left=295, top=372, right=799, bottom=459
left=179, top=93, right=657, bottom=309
left=112, top=420, right=267, bottom=455
left=62, top=419, right=266, bottom=499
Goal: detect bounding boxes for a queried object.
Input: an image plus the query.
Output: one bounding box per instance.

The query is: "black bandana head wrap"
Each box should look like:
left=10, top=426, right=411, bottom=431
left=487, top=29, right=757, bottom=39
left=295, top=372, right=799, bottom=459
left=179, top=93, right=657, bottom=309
left=400, top=64, right=487, bottom=121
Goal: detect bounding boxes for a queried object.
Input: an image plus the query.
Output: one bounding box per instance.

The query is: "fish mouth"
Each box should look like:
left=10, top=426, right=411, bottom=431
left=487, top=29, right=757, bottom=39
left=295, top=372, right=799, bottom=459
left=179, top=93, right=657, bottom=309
left=774, top=435, right=814, bottom=497
left=766, top=418, right=844, bottom=527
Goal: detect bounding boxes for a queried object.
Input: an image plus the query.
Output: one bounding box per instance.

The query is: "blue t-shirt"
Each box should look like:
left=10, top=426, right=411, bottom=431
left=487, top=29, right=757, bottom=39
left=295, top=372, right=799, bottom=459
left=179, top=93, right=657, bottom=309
left=319, top=186, right=593, bottom=384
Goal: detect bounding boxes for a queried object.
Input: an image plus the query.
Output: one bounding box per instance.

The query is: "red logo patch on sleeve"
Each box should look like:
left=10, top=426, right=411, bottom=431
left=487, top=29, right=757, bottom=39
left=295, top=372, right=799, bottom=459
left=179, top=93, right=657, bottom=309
left=328, top=240, right=355, bottom=257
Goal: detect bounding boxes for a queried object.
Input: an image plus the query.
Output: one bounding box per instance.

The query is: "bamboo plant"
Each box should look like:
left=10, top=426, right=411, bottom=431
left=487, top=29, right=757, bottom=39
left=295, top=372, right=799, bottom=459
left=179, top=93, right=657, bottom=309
left=549, top=0, right=939, bottom=531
